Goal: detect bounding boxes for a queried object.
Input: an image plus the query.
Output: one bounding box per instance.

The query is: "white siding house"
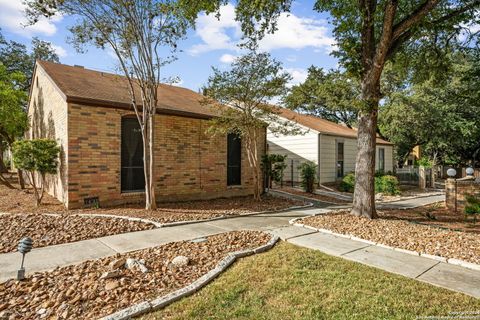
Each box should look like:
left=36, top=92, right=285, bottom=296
left=268, top=108, right=394, bottom=185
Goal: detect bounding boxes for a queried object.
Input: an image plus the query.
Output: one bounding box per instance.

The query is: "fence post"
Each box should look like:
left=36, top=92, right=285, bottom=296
left=291, top=159, right=294, bottom=187
left=419, top=166, right=426, bottom=190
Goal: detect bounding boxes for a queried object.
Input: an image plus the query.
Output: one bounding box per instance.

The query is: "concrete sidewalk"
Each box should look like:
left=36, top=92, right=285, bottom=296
left=0, top=207, right=324, bottom=282
left=3, top=193, right=474, bottom=299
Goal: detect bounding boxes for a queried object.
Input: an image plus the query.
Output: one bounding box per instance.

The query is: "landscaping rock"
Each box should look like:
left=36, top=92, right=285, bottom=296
left=171, top=256, right=190, bottom=267
left=125, top=258, right=148, bottom=273
left=109, top=258, right=126, bottom=270
left=0, top=231, right=271, bottom=320
left=99, top=270, right=122, bottom=280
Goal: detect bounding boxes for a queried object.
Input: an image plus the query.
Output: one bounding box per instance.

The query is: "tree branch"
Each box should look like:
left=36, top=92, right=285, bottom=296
left=392, top=0, right=440, bottom=42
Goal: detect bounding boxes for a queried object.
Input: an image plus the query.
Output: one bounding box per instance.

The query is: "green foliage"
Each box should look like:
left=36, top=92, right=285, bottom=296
left=375, top=175, right=400, bottom=196
left=341, top=173, right=399, bottom=195
left=262, top=154, right=287, bottom=186
left=204, top=51, right=292, bottom=136
left=416, top=157, right=433, bottom=168
left=339, top=172, right=355, bottom=193
left=465, top=194, right=480, bottom=224
left=0, top=31, right=59, bottom=92
left=0, top=64, right=28, bottom=146
left=283, top=67, right=359, bottom=128
left=379, top=52, right=480, bottom=166
left=12, top=139, right=60, bottom=175
left=298, top=161, right=316, bottom=193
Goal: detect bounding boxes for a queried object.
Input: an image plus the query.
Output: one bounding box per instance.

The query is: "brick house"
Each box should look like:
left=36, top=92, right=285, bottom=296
left=27, top=61, right=265, bottom=209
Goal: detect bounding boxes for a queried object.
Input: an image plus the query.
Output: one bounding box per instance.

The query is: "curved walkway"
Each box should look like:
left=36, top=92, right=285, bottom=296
left=1, top=194, right=478, bottom=298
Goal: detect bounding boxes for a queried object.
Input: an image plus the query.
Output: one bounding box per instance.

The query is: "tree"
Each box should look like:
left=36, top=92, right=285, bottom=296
left=203, top=51, right=292, bottom=200
left=27, top=0, right=194, bottom=210
left=187, top=0, right=479, bottom=218
left=379, top=51, right=480, bottom=167
left=0, top=64, right=28, bottom=188
left=0, top=31, right=59, bottom=92
left=0, top=30, right=59, bottom=189
left=284, top=67, right=359, bottom=128
left=12, top=139, right=60, bottom=207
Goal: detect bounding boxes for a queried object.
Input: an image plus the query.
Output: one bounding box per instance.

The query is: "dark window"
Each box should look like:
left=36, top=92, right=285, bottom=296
left=227, top=133, right=241, bottom=186
left=337, top=142, right=344, bottom=178
left=121, top=117, right=145, bottom=192
left=379, top=148, right=385, bottom=172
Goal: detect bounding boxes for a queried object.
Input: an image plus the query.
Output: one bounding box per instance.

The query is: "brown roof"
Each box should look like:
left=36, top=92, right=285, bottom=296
left=276, top=107, right=392, bottom=145
left=36, top=60, right=217, bottom=119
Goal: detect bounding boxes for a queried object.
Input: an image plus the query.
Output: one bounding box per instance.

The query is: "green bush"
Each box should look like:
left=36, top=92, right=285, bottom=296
left=339, top=172, right=355, bottom=192
left=465, top=194, right=480, bottom=224
left=12, top=139, right=60, bottom=206
left=377, top=175, right=400, bottom=195
left=298, top=161, right=316, bottom=193
left=340, top=173, right=400, bottom=195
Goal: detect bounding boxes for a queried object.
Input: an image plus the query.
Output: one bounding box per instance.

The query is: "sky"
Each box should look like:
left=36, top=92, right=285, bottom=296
left=0, top=0, right=339, bottom=92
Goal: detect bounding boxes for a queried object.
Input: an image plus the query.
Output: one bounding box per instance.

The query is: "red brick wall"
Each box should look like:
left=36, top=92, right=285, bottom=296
left=67, top=103, right=265, bottom=209
left=445, top=178, right=480, bottom=212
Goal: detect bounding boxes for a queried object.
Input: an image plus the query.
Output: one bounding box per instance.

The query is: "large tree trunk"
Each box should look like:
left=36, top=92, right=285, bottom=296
left=351, top=82, right=380, bottom=219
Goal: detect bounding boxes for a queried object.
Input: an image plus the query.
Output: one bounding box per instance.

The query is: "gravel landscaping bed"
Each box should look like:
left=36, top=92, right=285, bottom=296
left=300, top=211, right=479, bottom=264
left=73, top=195, right=305, bottom=224
left=276, top=187, right=350, bottom=204
left=0, top=231, right=271, bottom=320
left=0, top=214, right=155, bottom=253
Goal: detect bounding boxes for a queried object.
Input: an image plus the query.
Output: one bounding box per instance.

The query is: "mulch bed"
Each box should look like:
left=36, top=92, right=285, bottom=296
left=0, top=231, right=271, bottom=320
left=74, top=195, right=305, bottom=223
left=277, top=187, right=350, bottom=204
left=0, top=181, right=305, bottom=224
left=300, top=209, right=479, bottom=264
left=0, top=214, right=156, bottom=254
left=381, top=203, right=480, bottom=234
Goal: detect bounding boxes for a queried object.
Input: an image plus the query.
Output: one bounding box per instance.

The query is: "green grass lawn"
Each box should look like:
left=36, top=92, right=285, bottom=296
left=141, top=242, right=480, bottom=320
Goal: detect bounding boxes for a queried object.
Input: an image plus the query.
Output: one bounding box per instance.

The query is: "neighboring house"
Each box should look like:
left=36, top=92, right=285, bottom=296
left=404, top=145, right=422, bottom=167
left=267, top=108, right=394, bottom=185
left=27, top=61, right=265, bottom=209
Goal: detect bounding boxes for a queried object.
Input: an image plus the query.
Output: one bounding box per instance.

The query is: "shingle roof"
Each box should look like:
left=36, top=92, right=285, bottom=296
left=276, top=107, right=393, bottom=145
left=36, top=60, right=217, bottom=119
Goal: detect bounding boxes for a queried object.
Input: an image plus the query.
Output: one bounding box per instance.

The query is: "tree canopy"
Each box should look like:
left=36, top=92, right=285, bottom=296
left=203, top=51, right=292, bottom=200
left=284, top=67, right=359, bottom=128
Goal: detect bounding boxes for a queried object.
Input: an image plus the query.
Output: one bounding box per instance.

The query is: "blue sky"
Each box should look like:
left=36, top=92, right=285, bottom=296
left=0, top=0, right=339, bottom=92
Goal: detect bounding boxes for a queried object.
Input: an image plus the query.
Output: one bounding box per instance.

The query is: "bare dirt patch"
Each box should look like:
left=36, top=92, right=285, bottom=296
left=0, top=231, right=271, bottom=320
left=0, top=214, right=155, bottom=253
left=71, top=195, right=305, bottom=223
left=300, top=209, right=479, bottom=264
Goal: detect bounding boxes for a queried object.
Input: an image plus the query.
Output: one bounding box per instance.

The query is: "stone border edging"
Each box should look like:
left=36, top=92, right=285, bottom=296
left=289, top=215, right=480, bottom=272
left=99, top=234, right=280, bottom=320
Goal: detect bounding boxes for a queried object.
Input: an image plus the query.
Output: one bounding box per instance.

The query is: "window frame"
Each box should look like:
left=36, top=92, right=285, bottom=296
left=120, top=116, right=145, bottom=193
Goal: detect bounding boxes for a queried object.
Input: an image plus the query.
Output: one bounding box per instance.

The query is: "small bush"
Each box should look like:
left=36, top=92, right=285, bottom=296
left=378, top=175, right=400, bottom=195
left=12, top=139, right=60, bottom=206
left=465, top=194, right=480, bottom=224
left=298, top=161, right=316, bottom=193
left=339, top=172, right=355, bottom=192
left=340, top=173, right=400, bottom=195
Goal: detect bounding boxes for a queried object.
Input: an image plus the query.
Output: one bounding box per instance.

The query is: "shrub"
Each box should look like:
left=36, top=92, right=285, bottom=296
left=262, top=154, right=287, bottom=187
left=298, top=161, right=316, bottom=193
left=12, top=139, right=60, bottom=207
left=378, top=175, right=400, bottom=195
left=465, top=194, right=480, bottom=224
left=341, top=173, right=400, bottom=195
left=339, top=172, right=355, bottom=192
